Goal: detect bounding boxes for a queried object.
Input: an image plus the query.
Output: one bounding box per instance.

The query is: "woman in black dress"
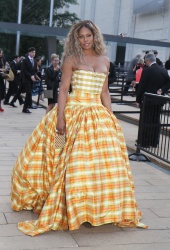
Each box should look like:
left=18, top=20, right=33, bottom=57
left=32, top=57, right=44, bottom=100
left=45, top=54, right=61, bottom=113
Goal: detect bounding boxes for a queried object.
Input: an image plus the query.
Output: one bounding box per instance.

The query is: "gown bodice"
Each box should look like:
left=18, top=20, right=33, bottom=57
left=71, top=70, right=107, bottom=94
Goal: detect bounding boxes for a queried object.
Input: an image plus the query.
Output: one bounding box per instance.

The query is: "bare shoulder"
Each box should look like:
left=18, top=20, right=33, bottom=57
left=100, top=55, right=110, bottom=69
left=62, top=56, right=79, bottom=71
left=99, top=55, right=109, bottom=62
left=62, top=57, right=74, bottom=68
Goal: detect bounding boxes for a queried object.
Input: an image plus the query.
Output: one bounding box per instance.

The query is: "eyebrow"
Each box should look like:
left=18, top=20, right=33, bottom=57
left=78, top=32, right=92, bottom=35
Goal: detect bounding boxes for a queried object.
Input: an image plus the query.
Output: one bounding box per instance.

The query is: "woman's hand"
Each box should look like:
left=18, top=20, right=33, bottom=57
left=31, top=75, right=36, bottom=82
left=56, top=118, right=66, bottom=135
left=157, top=89, right=162, bottom=95
left=131, top=80, right=136, bottom=87
left=54, top=66, right=60, bottom=71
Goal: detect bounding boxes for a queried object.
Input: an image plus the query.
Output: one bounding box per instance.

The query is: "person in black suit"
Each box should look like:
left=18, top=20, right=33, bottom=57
left=9, top=56, right=26, bottom=107
left=21, top=47, right=38, bottom=113
left=153, top=51, right=163, bottom=67
left=136, top=53, right=170, bottom=105
left=4, top=55, right=24, bottom=105
left=108, top=61, right=116, bottom=85
left=165, top=57, right=170, bottom=77
left=136, top=53, right=170, bottom=147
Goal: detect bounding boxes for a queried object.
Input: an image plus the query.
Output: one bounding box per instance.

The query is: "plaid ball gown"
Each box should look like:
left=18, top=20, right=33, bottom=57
left=11, top=70, right=147, bottom=236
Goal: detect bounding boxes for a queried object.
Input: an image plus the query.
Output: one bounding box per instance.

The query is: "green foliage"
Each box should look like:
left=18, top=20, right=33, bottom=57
left=20, top=36, right=47, bottom=58
left=21, top=0, right=79, bottom=25
left=0, top=34, right=16, bottom=61
left=54, top=11, right=79, bottom=28
left=0, top=0, right=18, bottom=22
left=0, top=0, right=80, bottom=60
left=0, top=0, right=79, bottom=25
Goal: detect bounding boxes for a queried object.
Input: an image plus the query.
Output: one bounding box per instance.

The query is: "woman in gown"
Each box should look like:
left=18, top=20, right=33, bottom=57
left=11, top=20, right=147, bottom=236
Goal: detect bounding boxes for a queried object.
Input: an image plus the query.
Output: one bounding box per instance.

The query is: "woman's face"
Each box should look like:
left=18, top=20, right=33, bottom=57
left=78, top=26, right=94, bottom=50
left=52, top=57, right=59, bottom=67
left=37, top=60, right=42, bottom=66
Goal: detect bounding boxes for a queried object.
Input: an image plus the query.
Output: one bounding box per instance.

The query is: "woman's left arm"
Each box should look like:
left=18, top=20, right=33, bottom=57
left=101, top=61, right=112, bottom=112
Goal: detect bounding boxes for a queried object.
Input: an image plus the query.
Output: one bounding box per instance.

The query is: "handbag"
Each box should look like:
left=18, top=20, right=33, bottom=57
left=1, top=68, right=14, bottom=81
left=55, top=133, right=66, bottom=148
left=44, top=89, right=53, bottom=98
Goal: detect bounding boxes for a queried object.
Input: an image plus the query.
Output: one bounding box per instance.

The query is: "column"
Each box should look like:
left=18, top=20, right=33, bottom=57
left=49, top=0, right=54, bottom=27
left=47, top=0, right=56, bottom=63
left=16, top=0, right=23, bottom=55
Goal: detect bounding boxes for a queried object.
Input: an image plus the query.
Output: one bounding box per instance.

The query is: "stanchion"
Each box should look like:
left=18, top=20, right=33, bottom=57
left=128, top=97, right=151, bottom=162
left=129, top=93, right=170, bottom=163
left=129, top=146, right=151, bottom=162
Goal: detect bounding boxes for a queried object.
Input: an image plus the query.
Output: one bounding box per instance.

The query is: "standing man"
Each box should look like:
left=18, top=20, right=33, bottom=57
left=9, top=56, right=26, bottom=107
left=165, top=57, right=170, bottom=76
left=4, top=55, right=24, bottom=106
left=136, top=53, right=170, bottom=147
left=21, top=47, right=37, bottom=113
left=136, top=53, right=170, bottom=105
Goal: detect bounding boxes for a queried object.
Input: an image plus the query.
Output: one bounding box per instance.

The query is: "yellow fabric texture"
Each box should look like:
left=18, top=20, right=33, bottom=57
left=11, top=70, right=147, bottom=236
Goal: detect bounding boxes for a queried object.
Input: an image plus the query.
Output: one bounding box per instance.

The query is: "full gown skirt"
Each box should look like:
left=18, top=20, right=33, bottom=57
left=11, top=70, right=147, bottom=236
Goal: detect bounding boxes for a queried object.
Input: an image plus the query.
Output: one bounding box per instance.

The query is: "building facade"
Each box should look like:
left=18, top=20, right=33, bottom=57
left=62, top=0, right=170, bottom=63
left=1, top=0, right=170, bottom=64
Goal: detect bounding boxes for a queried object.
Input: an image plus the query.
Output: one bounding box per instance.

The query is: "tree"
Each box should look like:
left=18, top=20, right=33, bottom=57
left=0, top=1, right=18, bottom=22
left=21, top=0, right=79, bottom=26
left=0, top=0, right=80, bottom=60
left=53, top=11, right=79, bottom=28
left=0, top=0, right=79, bottom=26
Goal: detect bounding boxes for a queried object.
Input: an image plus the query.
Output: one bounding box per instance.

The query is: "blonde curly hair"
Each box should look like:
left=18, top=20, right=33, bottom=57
left=62, top=20, right=106, bottom=65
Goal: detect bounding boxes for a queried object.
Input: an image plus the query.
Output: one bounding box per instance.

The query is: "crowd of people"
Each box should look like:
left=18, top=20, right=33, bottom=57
left=1, top=45, right=169, bottom=115
left=121, top=51, right=170, bottom=148
left=124, top=50, right=170, bottom=96
left=136, top=53, right=170, bottom=147
left=0, top=47, right=61, bottom=114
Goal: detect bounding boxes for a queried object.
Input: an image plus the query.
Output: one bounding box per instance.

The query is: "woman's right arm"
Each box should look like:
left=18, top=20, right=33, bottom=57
left=56, top=58, right=73, bottom=134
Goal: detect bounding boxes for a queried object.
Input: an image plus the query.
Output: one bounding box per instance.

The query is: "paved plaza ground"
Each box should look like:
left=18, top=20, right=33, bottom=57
left=0, top=99, right=170, bottom=250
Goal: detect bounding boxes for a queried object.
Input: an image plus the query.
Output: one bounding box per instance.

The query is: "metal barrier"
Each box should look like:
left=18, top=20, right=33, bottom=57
left=109, top=69, right=137, bottom=104
left=129, top=93, right=170, bottom=164
left=109, top=76, right=126, bottom=102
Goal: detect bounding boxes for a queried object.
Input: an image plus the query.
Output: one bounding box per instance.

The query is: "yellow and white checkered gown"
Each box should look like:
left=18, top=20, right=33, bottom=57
left=11, top=70, right=147, bottom=236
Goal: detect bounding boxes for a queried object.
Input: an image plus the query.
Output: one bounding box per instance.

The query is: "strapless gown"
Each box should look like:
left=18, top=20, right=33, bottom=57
left=11, top=70, right=147, bottom=236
